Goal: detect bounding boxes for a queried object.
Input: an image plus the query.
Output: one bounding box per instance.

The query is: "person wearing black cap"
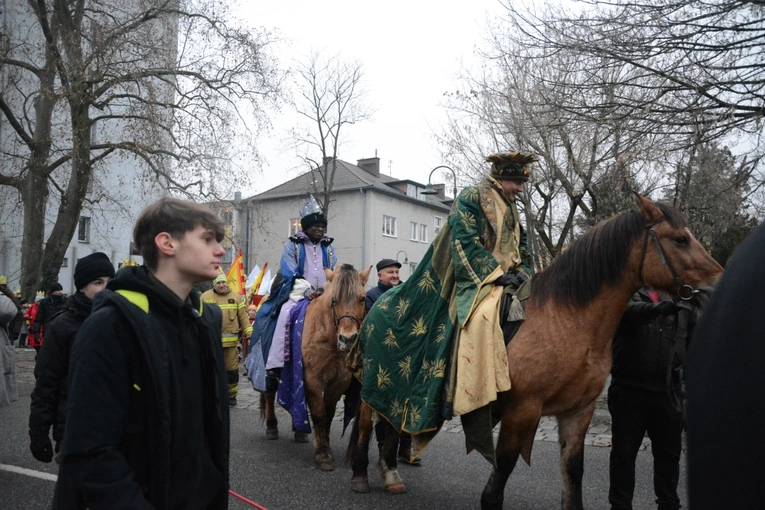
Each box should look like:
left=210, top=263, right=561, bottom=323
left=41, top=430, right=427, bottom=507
left=365, top=258, right=423, bottom=465
left=31, top=282, right=67, bottom=347
left=365, top=258, right=401, bottom=311
left=29, top=252, right=115, bottom=464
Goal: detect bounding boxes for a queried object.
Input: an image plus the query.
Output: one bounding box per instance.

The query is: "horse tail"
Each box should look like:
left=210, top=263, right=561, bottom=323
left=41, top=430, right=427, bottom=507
left=344, top=398, right=363, bottom=467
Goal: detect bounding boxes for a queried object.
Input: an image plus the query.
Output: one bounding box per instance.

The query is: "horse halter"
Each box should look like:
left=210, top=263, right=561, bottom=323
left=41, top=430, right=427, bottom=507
left=331, top=298, right=363, bottom=330
left=637, top=217, right=697, bottom=301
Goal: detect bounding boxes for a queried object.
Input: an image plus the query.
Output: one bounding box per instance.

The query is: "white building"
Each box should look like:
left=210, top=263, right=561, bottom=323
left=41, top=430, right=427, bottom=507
left=240, top=157, right=453, bottom=285
left=0, top=0, right=169, bottom=294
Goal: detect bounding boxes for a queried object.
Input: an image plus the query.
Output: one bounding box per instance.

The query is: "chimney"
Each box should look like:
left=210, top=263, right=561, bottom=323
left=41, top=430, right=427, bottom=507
left=357, top=157, right=380, bottom=177
left=433, top=183, right=446, bottom=200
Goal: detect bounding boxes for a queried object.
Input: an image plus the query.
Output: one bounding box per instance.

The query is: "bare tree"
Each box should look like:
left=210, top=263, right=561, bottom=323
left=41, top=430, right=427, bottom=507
left=289, top=51, right=372, bottom=219
left=502, top=0, right=765, bottom=143
left=0, top=0, right=282, bottom=299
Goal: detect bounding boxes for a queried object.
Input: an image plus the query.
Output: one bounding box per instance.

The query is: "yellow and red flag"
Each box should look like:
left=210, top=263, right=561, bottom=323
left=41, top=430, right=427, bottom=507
left=251, top=262, right=268, bottom=295
left=226, top=249, right=246, bottom=296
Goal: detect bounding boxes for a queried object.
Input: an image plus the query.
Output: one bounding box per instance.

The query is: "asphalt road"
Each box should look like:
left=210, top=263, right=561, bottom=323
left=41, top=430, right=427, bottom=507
left=1, top=349, right=687, bottom=509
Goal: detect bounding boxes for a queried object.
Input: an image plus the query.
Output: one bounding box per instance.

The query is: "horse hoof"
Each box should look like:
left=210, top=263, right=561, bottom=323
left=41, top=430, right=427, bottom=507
left=294, top=432, right=309, bottom=443
left=318, top=461, right=334, bottom=472
left=350, top=477, right=371, bottom=493
left=266, top=428, right=279, bottom=440
left=385, top=482, right=407, bottom=494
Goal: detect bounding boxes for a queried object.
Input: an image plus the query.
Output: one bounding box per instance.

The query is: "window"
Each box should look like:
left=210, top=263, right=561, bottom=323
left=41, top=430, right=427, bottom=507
left=62, top=257, right=68, bottom=268
left=409, top=262, right=418, bottom=273
left=419, top=224, right=428, bottom=243
left=407, top=183, right=418, bottom=198
left=78, top=217, right=91, bottom=243
left=221, top=247, right=233, bottom=264
left=410, top=221, right=418, bottom=241
left=289, top=218, right=300, bottom=236
left=434, top=216, right=442, bottom=235
left=382, top=215, right=397, bottom=237
left=220, top=211, right=233, bottom=225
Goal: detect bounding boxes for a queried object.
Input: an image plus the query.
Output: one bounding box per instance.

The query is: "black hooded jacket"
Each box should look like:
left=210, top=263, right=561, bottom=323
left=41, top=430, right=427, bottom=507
left=29, top=292, right=92, bottom=442
left=53, top=266, right=229, bottom=510
left=32, top=294, right=67, bottom=334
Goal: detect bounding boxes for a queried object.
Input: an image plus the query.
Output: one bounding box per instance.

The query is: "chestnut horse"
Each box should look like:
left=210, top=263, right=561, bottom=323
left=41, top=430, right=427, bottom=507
left=347, top=196, right=722, bottom=508
left=260, top=263, right=371, bottom=471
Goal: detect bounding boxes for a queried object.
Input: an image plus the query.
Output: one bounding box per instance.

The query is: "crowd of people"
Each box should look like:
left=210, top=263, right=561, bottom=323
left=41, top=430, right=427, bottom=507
left=0, top=151, right=760, bottom=508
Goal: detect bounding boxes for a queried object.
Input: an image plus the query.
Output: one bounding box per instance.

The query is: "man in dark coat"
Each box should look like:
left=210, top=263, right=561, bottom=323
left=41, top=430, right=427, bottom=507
left=53, top=198, right=230, bottom=510
left=32, top=282, right=67, bottom=340
left=28, top=252, right=115, bottom=463
left=608, top=287, right=698, bottom=510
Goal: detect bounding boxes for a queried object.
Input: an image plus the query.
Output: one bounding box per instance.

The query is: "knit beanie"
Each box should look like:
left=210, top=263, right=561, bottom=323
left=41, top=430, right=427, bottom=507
left=49, top=282, right=64, bottom=293
left=74, top=252, right=115, bottom=290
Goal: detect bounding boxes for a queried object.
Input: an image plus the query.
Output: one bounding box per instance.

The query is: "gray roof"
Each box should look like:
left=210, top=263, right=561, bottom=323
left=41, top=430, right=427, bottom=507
left=246, top=159, right=452, bottom=212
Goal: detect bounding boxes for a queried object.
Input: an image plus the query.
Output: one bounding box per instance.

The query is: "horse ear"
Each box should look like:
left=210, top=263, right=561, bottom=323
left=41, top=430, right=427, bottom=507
left=324, top=267, right=335, bottom=282
left=359, top=265, right=373, bottom=286
left=633, top=193, right=663, bottom=225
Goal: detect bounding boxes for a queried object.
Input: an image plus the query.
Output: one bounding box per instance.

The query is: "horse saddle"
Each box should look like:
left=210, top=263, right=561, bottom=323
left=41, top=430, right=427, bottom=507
left=500, top=278, right=531, bottom=345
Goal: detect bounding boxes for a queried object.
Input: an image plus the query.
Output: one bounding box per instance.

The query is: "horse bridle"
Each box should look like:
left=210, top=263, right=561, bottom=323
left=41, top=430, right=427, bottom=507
left=331, top=298, right=363, bottom=330
left=637, top=217, right=697, bottom=301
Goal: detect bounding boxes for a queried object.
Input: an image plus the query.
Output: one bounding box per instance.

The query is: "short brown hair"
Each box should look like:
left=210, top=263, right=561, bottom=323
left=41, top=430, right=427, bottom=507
left=133, top=197, right=224, bottom=270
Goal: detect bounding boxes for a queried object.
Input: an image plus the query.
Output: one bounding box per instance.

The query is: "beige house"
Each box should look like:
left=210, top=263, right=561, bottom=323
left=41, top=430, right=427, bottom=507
left=240, top=157, right=453, bottom=285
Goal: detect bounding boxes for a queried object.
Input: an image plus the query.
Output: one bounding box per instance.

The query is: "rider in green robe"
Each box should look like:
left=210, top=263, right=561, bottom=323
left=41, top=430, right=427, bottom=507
left=359, top=152, right=538, bottom=460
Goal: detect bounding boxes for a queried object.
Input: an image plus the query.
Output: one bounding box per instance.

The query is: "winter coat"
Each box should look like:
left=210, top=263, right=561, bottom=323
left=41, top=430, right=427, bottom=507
left=611, top=288, right=698, bottom=393
left=32, top=294, right=66, bottom=335
left=53, top=267, right=229, bottom=510
left=29, top=292, right=92, bottom=442
left=0, top=294, right=19, bottom=408
left=24, top=302, right=42, bottom=348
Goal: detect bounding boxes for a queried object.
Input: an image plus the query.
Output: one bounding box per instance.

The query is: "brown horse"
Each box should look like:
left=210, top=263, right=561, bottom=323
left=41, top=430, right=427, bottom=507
left=260, top=263, right=371, bottom=471
left=348, top=196, right=723, bottom=507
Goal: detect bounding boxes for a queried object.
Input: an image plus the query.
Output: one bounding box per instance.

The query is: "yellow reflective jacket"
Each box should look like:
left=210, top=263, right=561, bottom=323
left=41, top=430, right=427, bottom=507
left=200, top=289, right=253, bottom=345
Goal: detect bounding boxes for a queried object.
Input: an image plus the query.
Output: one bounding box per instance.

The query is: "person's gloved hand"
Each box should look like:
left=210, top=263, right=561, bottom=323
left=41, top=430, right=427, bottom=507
left=650, top=300, right=679, bottom=317
left=494, top=271, right=529, bottom=288
left=30, top=433, right=53, bottom=463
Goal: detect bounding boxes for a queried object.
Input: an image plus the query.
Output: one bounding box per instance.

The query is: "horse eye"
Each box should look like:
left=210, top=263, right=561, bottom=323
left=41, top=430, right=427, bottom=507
left=674, top=235, right=690, bottom=246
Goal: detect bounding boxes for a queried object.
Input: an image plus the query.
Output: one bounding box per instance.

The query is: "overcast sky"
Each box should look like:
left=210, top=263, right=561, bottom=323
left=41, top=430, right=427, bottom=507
left=237, top=0, right=504, bottom=197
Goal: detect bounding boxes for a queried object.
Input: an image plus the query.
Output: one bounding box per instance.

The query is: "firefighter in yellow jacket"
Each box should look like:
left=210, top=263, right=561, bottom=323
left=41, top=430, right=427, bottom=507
left=201, top=275, right=253, bottom=406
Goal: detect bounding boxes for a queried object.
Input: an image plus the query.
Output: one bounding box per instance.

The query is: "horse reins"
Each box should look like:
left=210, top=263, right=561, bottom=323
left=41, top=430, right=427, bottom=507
left=331, top=298, right=363, bottom=329
left=637, top=217, right=697, bottom=301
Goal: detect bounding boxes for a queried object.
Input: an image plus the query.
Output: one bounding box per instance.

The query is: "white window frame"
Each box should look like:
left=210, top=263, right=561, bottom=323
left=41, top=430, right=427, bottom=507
left=406, top=183, right=417, bottom=198
left=382, top=215, right=397, bottom=237
left=410, top=221, right=418, bottom=241
left=419, top=224, right=428, bottom=243
left=289, top=218, right=300, bottom=236
left=221, top=211, right=233, bottom=225
left=78, top=217, right=91, bottom=243
left=409, top=262, right=418, bottom=273
left=221, top=247, right=234, bottom=264
left=434, top=216, right=442, bottom=235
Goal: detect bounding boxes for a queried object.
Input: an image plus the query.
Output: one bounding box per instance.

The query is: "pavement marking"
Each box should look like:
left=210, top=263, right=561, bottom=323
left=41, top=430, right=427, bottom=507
left=0, top=463, right=58, bottom=482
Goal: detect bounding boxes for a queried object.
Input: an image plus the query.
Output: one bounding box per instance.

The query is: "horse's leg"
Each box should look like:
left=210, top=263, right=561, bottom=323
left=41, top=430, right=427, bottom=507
left=481, top=401, right=541, bottom=510
left=347, top=401, right=373, bottom=493
left=305, top=378, right=334, bottom=470
left=261, top=391, right=278, bottom=440
left=557, top=403, right=595, bottom=510
left=378, top=420, right=406, bottom=494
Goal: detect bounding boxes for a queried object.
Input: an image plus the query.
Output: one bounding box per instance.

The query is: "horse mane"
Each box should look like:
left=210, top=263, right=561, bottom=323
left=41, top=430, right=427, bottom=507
left=329, top=264, right=359, bottom=303
left=530, top=201, right=686, bottom=308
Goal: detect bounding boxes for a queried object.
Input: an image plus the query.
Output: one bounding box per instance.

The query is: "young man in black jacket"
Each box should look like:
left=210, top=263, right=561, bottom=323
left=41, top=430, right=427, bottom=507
left=29, top=252, right=115, bottom=464
left=608, top=287, right=698, bottom=510
left=54, top=198, right=230, bottom=510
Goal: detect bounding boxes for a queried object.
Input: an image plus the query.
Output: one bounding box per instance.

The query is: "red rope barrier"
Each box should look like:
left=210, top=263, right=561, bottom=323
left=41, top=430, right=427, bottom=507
left=229, top=489, right=269, bottom=510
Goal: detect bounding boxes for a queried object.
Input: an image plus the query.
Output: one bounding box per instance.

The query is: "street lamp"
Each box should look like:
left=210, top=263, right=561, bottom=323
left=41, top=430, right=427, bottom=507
left=396, top=250, right=409, bottom=264
left=421, top=165, right=458, bottom=198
